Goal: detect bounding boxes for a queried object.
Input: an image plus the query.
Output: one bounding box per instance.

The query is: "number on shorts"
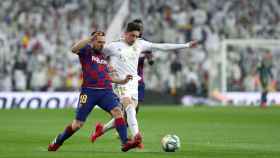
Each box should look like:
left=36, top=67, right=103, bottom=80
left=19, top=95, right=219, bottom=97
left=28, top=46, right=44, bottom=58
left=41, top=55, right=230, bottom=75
left=79, top=94, right=88, bottom=104
left=118, top=87, right=126, bottom=95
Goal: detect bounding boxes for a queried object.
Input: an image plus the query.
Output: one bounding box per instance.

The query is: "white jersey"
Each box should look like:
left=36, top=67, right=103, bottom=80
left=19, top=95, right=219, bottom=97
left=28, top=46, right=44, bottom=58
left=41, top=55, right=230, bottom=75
left=104, top=38, right=190, bottom=100
left=104, top=39, right=151, bottom=80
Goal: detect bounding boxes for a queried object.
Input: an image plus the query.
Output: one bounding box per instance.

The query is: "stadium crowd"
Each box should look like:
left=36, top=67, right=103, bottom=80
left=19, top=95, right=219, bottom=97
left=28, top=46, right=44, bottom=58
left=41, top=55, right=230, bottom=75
left=0, top=0, right=280, bottom=95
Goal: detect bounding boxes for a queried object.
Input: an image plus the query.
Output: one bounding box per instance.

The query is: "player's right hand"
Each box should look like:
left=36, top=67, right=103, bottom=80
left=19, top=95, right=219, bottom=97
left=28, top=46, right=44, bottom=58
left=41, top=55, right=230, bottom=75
left=123, top=75, right=133, bottom=83
left=125, top=75, right=133, bottom=81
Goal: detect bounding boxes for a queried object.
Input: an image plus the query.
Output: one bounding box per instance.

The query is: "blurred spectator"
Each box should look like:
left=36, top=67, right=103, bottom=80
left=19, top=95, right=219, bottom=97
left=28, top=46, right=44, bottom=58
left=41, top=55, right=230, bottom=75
left=184, top=66, right=199, bottom=95
left=169, top=52, right=183, bottom=96
left=1, top=0, right=280, bottom=94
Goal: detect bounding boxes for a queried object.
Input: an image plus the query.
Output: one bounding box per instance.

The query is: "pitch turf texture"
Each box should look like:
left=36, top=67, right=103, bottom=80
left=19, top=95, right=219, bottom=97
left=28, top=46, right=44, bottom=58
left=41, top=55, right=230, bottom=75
left=0, top=106, right=280, bottom=158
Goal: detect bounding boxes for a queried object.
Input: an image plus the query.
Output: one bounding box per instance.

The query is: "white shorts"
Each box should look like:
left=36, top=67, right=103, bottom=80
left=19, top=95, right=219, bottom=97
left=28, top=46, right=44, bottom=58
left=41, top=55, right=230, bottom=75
left=113, top=79, right=138, bottom=101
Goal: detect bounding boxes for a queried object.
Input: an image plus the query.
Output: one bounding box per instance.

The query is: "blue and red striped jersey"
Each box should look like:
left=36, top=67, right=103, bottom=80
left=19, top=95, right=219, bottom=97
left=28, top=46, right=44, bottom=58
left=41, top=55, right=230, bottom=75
left=138, top=56, right=145, bottom=84
left=78, top=44, right=112, bottom=89
left=137, top=51, right=153, bottom=84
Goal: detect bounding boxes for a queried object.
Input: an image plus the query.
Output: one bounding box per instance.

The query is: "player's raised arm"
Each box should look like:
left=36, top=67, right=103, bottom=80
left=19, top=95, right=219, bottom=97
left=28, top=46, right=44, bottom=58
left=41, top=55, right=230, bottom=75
left=71, top=36, right=93, bottom=54
left=71, top=31, right=106, bottom=54
left=142, top=40, right=198, bottom=51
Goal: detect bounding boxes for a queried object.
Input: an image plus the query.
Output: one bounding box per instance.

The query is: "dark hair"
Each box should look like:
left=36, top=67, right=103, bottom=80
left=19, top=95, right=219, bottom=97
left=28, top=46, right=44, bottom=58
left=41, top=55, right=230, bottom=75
left=90, top=31, right=105, bottom=40
left=131, top=19, right=143, bottom=37
left=132, top=19, right=143, bottom=24
left=126, top=22, right=141, bottom=32
left=91, top=31, right=105, bottom=37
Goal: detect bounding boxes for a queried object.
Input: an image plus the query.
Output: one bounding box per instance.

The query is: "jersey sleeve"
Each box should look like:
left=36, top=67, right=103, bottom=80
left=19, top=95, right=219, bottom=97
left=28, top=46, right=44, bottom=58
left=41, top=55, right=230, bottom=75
left=151, top=43, right=190, bottom=50
left=139, top=40, right=153, bottom=51
left=141, top=40, right=190, bottom=51
left=103, top=43, right=116, bottom=58
left=140, top=40, right=190, bottom=51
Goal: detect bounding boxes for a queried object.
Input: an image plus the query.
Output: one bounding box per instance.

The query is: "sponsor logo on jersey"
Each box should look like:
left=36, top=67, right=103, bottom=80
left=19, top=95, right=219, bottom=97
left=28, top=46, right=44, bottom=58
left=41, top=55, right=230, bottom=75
left=92, top=56, right=107, bottom=64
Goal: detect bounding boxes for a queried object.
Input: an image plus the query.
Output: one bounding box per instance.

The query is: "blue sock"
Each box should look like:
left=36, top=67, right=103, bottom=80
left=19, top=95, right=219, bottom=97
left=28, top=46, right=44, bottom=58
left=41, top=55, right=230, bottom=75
left=261, top=91, right=268, bottom=103
left=115, top=118, right=128, bottom=144
left=55, top=124, right=78, bottom=145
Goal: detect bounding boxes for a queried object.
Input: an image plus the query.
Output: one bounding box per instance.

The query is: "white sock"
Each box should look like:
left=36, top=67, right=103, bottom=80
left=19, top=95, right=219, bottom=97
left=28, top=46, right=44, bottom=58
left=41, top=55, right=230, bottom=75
left=125, top=105, right=139, bottom=137
left=103, top=118, right=115, bottom=133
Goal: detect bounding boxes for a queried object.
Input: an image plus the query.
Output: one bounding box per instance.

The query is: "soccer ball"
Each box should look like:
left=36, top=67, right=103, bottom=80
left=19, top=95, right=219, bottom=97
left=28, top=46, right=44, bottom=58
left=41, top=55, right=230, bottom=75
left=161, top=134, right=181, bottom=152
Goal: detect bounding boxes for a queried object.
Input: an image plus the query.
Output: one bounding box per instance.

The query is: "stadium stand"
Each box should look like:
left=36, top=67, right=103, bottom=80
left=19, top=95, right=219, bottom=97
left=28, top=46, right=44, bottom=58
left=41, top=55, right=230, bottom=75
left=1, top=0, right=280, bottom=95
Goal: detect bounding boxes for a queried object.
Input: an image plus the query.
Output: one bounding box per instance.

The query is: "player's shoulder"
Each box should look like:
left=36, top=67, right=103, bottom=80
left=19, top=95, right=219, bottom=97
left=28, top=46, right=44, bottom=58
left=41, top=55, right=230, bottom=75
left=138, top=37, right=145, bottom=41
left=137, top=38, right=152, bottom=48
left=107, top=39, right=126, bottom=48
left=104, top=40, right=125, bottom=55
left=110, top=38, right=122, bottom=43
left=137, top=38, right=150, bottom=44
left=137, top=38, right=148, bottom=42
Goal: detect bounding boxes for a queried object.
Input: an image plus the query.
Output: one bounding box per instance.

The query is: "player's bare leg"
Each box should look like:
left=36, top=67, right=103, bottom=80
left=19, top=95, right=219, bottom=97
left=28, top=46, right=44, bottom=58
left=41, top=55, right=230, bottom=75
left=48, top=120, right=83, bottom=151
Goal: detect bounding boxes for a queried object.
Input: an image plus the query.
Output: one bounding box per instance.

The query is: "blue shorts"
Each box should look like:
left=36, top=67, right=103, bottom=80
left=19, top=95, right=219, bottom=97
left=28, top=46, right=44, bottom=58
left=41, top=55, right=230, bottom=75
left=138, top=82, right=145, bottom=102
left=76, top=87, right=119, bottom=122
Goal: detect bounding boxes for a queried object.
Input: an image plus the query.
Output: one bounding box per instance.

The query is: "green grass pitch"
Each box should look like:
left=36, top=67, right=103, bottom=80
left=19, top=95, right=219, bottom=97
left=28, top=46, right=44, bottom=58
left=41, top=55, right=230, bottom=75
left=0, top=106, right=280, bottom=158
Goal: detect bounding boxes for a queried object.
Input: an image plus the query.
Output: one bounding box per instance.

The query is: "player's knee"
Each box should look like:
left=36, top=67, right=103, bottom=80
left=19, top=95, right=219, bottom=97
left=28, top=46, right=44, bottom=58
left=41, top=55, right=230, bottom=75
left=121, top=97, right=133, bottom=106
left=72, top=120, right=84, bottom=129
left=110, top=107, right=123, bottom=118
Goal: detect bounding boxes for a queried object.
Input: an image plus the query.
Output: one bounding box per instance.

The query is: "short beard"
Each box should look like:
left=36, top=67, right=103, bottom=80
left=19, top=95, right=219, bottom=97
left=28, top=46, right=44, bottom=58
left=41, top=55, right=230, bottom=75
left=92, top=47, right=102, bottom=53
left=127, top=41, right=134, bottom=45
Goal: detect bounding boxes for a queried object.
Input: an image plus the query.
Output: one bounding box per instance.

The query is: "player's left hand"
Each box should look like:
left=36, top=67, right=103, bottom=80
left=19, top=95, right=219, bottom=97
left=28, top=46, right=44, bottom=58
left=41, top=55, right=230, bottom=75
left=187, top=40, right=198, bottom=48
left=148, top=60, right=154, bottom=65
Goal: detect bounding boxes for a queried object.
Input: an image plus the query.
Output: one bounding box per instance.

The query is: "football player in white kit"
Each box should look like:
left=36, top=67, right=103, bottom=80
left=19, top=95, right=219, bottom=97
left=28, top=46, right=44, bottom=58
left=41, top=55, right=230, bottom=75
left=91, top=21, right=197, bottom=148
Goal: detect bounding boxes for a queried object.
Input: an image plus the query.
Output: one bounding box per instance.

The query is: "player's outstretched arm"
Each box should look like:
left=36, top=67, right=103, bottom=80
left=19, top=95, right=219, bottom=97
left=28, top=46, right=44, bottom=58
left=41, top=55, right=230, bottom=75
left=186, top=41, right=198, bottom=48
left=112, top=75, right=133, bottom=84
left=71, top=36, right=93, bottom=54
left=148, top=40, right=198, bottom=51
